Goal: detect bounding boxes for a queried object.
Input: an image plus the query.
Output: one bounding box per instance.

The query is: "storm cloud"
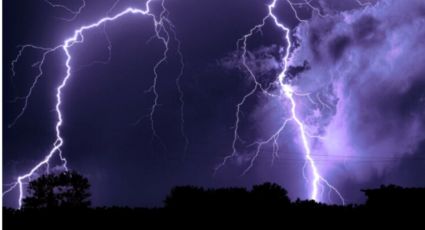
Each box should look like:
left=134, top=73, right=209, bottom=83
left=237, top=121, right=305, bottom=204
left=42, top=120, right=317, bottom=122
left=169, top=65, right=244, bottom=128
left=289, top=0, right=425, bottom=184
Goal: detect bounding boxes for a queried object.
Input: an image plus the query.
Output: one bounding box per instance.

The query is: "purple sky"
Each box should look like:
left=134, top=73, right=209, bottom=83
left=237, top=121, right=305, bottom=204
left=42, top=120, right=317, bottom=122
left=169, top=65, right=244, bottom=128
left=4, top=0, right=425, bottom=208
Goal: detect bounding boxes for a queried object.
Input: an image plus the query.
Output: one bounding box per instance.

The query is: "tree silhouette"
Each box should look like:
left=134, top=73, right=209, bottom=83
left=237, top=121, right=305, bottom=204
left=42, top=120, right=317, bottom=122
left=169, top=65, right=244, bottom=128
left=164, top=186, right=206, bottom=209
left=251, top=182, right=290, bottom=208
left=23, top=171, right=91, bottom=209
left=164, top=182, right=290, bottom=212
left=362, top=184, right=425, bottom=208
left=6, top=182, right=425, bottom=229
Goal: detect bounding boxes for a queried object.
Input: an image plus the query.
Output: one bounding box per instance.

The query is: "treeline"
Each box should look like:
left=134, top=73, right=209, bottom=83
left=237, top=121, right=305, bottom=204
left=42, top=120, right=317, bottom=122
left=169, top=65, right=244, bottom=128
left=4, top=183, right=425, bottom=228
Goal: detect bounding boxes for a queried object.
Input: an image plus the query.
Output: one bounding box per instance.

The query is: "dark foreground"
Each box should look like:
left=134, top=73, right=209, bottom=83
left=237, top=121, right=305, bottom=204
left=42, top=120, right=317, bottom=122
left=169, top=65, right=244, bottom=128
left=4, top=183, right=425, bottom=228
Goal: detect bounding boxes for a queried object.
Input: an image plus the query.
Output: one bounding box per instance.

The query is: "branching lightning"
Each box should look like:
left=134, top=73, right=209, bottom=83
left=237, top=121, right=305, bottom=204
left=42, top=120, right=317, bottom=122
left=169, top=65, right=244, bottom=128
left=167, top=20, right=190, bottom=158
left=216, top=0, right=344, bottom=204
left=77, top=0, right=118, bottom=69
left=6, top=0, right=378, bottom=208
left=287, top=0, right=373, bottom=21
left=4, top=0, right=188, bottom=208
left=43, top=0, right=87, bottom=21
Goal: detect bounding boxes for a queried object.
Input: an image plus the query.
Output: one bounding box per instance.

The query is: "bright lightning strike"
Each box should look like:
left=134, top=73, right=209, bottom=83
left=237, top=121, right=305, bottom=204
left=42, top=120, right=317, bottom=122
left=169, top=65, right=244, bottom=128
left=4, top=0, right=187, bottom=208
left=216, top=0, right=344, bottom=204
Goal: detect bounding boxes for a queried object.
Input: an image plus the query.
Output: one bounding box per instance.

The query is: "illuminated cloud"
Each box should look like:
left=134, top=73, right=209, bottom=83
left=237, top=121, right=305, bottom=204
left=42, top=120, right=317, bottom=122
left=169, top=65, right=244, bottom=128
left=290, top=0, right=425, bottom=181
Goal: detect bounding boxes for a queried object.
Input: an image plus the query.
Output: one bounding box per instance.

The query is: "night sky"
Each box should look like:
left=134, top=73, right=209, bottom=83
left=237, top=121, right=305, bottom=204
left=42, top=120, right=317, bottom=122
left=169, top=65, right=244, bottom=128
left=4, top=0, right=425, bottom=208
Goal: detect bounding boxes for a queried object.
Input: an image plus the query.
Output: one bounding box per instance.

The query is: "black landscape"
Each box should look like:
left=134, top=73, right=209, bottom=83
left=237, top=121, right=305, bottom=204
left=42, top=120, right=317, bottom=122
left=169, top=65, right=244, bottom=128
left=4, top=171, right=425, bottom=228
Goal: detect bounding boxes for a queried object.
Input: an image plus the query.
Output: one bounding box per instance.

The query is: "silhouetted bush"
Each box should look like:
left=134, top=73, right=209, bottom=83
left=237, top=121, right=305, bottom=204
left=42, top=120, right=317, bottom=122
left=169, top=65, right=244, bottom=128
left=23, top=171, right=91, bottom=209
left=362, top=184, right=425, bottom=208
left=164, top=185, right=206, bottom=209
left=164, top=182, right=289, bottom=214
left=251, top=182, right=290, bottom=208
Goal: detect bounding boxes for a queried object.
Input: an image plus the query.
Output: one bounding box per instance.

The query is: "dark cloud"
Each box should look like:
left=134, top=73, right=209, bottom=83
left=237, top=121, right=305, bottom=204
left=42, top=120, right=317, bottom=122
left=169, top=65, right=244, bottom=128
left=290, top=0, right=425, bottom=196
left=328, top=35, right=351, bottom=60
left=287, top=60, right=310, bottom=78
left=352, top=15, right=384, bottom=45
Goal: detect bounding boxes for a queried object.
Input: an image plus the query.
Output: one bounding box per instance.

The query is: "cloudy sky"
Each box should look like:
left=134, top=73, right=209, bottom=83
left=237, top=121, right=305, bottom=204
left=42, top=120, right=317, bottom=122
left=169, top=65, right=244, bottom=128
left=4, top=0, right=425, bottom=208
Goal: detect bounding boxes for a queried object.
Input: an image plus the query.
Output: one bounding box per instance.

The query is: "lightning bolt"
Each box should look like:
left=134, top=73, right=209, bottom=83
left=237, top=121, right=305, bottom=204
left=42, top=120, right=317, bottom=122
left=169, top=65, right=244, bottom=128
left=4, top=0, right=187, bottom=208
left=43, top=0, right=86, bottom=21
left=8, top=44, right=59, bottom=128
left=167, top=20, right=190, bottom=158
left=77, top=0, right=119, bottom=69
left=216, top=0, right=344, bottom=204
left=287, top=0, right=313, bottom=22
left=286, top=0, right=373, bottom=21
left=302, top=0, right=327, bottom=18
left=356, top=0, right=373, bottom=7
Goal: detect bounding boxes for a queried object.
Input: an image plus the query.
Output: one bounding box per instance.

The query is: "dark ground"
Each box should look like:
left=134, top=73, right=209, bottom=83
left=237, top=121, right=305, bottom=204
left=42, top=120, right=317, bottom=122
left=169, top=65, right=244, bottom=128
left=4, top=183, right=425, bottom=228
